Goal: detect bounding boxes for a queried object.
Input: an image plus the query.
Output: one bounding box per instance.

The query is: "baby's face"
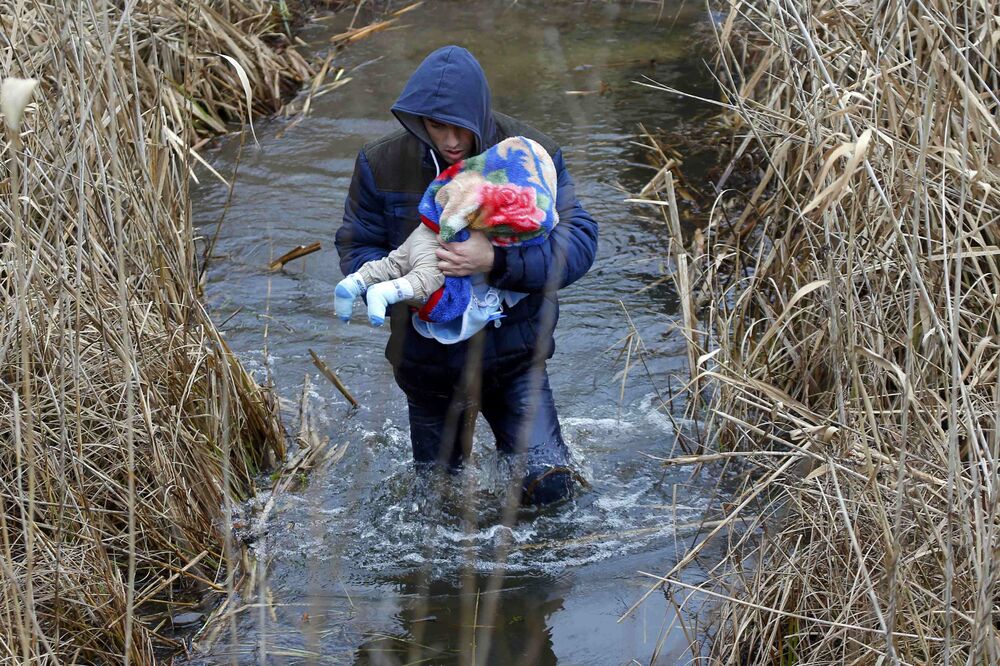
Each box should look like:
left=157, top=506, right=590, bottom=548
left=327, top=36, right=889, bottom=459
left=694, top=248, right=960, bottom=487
left=436, top=171, right=488, bottom=232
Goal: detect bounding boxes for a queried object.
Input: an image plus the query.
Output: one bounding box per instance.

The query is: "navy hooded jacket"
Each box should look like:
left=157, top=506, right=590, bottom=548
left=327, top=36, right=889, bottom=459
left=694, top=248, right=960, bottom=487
left=335, top=46, right=598, bottom=377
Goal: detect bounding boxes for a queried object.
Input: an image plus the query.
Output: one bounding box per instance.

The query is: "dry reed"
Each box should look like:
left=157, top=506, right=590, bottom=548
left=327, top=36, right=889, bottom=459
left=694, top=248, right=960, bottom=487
left=0, top=0, right=322, bottom=661
left=641, top=0, right=1000, bottom=662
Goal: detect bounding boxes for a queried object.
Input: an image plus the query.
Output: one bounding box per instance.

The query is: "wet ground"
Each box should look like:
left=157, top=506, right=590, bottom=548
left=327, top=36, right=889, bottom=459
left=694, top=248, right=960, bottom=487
left=188, top=1, right=727, bottom=663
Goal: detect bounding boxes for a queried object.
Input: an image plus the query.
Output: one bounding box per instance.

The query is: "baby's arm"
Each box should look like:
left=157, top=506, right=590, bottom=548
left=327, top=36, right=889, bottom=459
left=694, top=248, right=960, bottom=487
left=335, top=240, right=411, bottom=322
left=395, top=225, right=445, bottom=301
left=335, top=225, right=445, bottom=323
left=355, top=246, right=408, bottom=286
left=364, top=226, right=444, bottom=325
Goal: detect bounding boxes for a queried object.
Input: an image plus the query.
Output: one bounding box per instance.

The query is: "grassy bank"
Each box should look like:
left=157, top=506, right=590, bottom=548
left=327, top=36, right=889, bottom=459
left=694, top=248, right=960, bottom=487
left=0, top=1, right=322, bottom=661
left=649, top=0, right=999, bottom=661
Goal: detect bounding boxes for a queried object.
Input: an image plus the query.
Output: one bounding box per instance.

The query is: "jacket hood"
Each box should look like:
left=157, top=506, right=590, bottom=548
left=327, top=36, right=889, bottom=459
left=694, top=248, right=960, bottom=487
left=391, top=46, right=497, bottom=159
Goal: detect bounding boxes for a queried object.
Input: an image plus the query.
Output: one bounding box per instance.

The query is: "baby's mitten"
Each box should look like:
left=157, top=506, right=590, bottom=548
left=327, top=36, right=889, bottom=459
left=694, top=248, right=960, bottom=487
left=334, top=274, right=367, bottom=322
left=366, top=278, right=414, bottom=327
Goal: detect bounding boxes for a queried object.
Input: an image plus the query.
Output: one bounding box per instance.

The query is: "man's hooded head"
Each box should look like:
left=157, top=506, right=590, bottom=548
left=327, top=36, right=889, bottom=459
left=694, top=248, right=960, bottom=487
left=391, top=46, right=498, bottom=164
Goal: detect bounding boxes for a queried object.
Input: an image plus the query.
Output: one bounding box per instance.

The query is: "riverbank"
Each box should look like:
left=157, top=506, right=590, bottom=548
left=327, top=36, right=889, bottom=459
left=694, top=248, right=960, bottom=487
left=0, top=2, right=327, bottom=661
left=653, top=0, right=1000, bottom=661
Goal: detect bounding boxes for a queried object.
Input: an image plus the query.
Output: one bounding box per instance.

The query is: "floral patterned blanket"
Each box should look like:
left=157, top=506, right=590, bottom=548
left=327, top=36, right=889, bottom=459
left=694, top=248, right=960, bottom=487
left=418, top=136, right=559, bottom=247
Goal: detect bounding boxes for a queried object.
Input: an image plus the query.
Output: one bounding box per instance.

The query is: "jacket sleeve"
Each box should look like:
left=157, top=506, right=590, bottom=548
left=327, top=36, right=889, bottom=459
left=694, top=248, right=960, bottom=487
left=486, top=149, right=598, bottom=293
left=335, top=150, right=390, bottom=277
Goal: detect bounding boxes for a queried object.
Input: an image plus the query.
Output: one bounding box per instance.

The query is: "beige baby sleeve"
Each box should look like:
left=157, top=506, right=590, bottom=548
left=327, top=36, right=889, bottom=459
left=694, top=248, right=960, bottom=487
left=396, top=225, right=444, bottom=301
left=355, top=243, right=409, bottom=286
left=355, top=225, right=444, bottom=303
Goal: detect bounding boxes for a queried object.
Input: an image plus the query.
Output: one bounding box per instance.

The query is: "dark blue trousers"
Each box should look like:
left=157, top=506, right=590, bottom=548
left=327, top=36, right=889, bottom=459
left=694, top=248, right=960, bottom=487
left=393, top=362, right=574, bottom=504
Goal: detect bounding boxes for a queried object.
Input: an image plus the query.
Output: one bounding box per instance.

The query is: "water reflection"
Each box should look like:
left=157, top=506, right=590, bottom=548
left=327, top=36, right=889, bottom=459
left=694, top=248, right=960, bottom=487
left=355, top=570, right=569, bottom=665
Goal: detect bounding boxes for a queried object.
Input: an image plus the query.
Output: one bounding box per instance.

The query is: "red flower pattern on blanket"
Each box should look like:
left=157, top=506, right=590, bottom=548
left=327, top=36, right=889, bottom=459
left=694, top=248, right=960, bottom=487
left=419, top=136, right=558, bottom=246
left=477, top=183, right=545, bottom=234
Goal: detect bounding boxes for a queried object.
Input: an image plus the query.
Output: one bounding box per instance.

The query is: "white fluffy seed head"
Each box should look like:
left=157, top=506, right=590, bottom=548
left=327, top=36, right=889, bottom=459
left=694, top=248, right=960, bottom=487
left=1, top=77, right=40, bottom=133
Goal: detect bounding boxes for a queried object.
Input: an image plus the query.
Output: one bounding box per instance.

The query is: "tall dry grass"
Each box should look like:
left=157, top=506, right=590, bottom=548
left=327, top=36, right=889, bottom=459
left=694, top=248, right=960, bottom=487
left=0, top=1, right=318, bottom=661
left=641, top=0, right=1000, bottom=662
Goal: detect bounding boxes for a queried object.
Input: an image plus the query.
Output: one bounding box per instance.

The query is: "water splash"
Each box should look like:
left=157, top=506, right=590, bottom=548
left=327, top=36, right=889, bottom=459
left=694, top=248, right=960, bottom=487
left=243, top=404, right=706, bottom=578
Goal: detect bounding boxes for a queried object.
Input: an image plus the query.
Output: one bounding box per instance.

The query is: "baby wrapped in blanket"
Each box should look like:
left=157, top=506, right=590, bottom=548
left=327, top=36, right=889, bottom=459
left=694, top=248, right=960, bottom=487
left=335, top=136, right=558, bottom=344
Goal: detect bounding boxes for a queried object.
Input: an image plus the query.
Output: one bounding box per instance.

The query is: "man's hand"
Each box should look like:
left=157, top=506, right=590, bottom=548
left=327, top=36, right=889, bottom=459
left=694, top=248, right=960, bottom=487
left=436, top=230, right=494, bottom=276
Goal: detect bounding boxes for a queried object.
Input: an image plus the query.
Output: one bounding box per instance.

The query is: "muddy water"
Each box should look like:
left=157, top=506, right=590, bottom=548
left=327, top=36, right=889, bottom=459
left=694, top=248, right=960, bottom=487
left=189, top=2, right=725, bottom=663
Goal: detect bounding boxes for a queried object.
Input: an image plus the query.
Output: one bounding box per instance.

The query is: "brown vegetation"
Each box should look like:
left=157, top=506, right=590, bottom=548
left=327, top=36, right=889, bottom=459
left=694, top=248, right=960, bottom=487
left=0, top=0, right=323, bottom=661
left=645, top=0, right=1000, bottom=662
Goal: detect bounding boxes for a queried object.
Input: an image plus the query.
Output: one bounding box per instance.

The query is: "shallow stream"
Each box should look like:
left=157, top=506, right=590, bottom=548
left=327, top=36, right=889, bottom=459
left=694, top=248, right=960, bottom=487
left=189, top=2, right=725, bottom=663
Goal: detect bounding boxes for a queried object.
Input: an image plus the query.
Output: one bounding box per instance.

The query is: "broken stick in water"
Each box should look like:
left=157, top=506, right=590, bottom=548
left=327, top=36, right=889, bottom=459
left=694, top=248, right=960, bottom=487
left=308, top=348, right=359, bottom=408
left=269, top=241, right=322, bottom=271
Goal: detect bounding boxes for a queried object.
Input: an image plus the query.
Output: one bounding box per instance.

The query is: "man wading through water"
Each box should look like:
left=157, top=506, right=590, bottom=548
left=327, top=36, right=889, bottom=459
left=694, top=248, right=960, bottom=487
left=335, top=46, right=598, bottom=505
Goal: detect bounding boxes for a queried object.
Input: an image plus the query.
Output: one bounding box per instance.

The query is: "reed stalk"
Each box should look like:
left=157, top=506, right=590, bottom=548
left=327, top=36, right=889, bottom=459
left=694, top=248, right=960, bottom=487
left=0, top=0, right=318, bottom=661
left=643, top=0, right=1000, bottom=662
